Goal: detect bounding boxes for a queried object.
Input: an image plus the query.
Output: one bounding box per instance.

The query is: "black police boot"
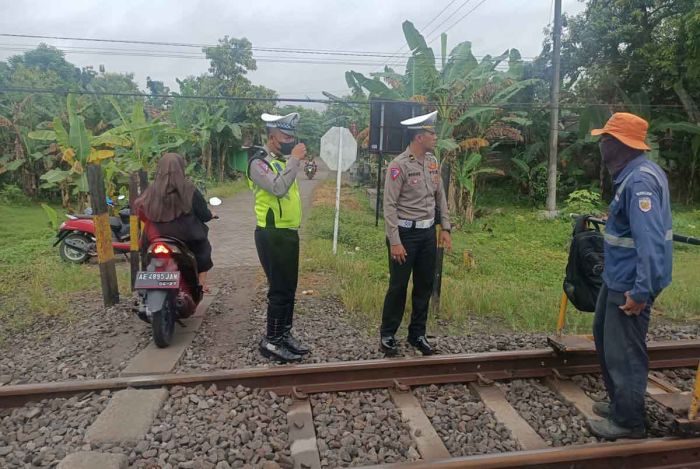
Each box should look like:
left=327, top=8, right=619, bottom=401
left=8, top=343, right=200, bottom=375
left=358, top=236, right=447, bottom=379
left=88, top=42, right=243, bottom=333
left=380, top=335, right=398, bottom=356
left=282, top=331, right=310, bottom=355
left=408, top=335, right=434, bottom=356
left=260, top=316, right=302, bottom=363
left=259, top=337, right=302, bottom=363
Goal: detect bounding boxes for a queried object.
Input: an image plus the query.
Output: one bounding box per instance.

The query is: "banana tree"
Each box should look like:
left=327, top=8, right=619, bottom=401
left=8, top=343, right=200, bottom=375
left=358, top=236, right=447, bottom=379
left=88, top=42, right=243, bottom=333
left=106, top=98, right=192, bottom=174
left=28, top=94, right=128, bottom=208
left=455, top=152, right=504, bottom=223
left=192, top=104, right=242, bottom=181
left=346, top=20, right=541, bottom=216
left=0, top=97, right=48, bottom=197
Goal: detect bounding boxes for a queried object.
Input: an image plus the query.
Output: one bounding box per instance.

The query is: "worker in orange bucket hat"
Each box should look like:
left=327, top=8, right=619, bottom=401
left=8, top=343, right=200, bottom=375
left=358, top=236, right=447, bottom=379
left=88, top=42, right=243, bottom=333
left=587, top=112, right=673, bottom=440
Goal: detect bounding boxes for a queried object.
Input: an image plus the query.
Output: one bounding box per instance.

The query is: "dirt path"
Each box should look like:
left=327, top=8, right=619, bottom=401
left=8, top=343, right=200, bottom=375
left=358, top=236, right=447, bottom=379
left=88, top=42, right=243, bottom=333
left=190, top=164, right=328, bottom=360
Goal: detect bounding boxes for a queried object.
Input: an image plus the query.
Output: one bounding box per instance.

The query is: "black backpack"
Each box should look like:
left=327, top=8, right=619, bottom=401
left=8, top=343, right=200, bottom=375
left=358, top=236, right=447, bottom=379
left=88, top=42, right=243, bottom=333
left=562, top=216, right=605, bottom=312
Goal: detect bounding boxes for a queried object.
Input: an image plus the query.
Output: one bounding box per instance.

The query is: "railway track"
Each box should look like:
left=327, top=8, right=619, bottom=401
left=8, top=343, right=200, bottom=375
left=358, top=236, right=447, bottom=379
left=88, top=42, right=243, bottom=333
left=1, top=338, right=699, bottom=468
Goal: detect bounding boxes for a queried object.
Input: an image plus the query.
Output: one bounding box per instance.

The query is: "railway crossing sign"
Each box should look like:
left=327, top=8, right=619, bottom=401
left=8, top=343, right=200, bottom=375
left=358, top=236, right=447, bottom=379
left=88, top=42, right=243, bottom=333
left=319, top=127, right=358, bottom=254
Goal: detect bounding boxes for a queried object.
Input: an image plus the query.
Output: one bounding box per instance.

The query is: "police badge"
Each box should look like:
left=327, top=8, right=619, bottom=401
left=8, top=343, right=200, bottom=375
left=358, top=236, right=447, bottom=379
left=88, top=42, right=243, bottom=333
left=639, top=196, right=652, bottom=212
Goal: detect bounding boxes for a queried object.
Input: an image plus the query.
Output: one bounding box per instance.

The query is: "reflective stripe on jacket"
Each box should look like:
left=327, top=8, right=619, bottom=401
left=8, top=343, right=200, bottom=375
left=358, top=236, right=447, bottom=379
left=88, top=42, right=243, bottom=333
left=603, top=156, right=672, bottom=302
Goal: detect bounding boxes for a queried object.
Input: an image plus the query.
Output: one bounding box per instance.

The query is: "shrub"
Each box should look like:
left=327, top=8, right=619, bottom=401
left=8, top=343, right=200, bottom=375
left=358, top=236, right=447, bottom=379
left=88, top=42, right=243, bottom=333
left=564, top=189, right=604, bottom=216
left=0, top=184, right=29, bottom=205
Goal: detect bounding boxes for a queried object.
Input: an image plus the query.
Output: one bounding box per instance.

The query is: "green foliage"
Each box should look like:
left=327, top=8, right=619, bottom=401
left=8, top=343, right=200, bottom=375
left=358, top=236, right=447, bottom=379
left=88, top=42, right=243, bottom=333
left=0, top=184, right=29, bottom=204
left=303, top=183, right=700, bottom=333
left=40, top=202, right=58, bottom=230
left=564, top=189, right=604, bottom=217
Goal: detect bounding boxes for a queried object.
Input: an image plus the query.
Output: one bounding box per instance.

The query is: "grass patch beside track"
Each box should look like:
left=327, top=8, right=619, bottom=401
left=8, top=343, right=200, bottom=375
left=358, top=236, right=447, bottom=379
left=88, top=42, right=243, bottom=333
left=301, top=181, right=700, bottom=334
left=0, top=203, right=130, bottom=342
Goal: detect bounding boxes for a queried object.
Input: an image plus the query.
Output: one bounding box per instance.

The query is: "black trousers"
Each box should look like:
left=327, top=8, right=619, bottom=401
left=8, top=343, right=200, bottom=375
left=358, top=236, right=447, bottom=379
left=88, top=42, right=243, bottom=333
left=593, top=284, right=655, bottom=428
left=254, top=227, right=299, bottom=342
left=380, top=226, right=437, bottom=338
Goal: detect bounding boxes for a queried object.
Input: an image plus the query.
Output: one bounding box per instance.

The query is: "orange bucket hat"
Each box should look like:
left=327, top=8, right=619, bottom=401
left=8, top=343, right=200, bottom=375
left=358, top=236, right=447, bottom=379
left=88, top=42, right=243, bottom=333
left=591, top=112, right=651, bottom=151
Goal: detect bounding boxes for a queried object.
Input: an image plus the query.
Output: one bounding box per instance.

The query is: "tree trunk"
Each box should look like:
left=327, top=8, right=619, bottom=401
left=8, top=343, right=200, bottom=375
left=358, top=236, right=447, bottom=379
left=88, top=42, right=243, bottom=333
left=465, top=192, right=475, bottom=224
left=61, top=183, right=70, bottom=209
left=205, top=143, right=212, bottom=180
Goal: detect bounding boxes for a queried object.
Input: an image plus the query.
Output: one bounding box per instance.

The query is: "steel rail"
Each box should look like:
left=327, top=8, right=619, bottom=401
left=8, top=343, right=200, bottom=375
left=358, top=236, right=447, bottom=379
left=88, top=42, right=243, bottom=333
left=358, top=437, right=700, bottom=468
left=2, top=340, right=699, bottom=408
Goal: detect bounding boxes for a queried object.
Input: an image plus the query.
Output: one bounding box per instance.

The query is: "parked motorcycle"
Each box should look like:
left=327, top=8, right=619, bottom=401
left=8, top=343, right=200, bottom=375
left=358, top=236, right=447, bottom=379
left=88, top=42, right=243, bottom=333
left=134, top=197, right=222, bottom=348
left=304, top=160, right=317, bottom=179
left=54, top=195, right=131, bottom=264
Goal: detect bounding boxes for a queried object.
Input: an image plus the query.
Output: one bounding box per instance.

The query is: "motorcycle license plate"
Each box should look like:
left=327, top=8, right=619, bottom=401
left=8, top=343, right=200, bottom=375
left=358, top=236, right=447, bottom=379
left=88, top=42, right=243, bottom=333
left=134, top=271, right=181, bottom=289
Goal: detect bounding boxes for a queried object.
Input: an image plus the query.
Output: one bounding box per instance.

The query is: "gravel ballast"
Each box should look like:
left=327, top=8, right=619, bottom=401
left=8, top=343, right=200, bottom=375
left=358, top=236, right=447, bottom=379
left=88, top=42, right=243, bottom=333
left=0, top=392, right=112, bottom=468
left=178, top=290, right=550, bottom=373
left=0, top=299, right=149, bottom=385
left=414, top=384, right=519, bottom=456
left=87, top=384, right=294, bottom=469
left=311, top=390, right=419, bottom=467
left=500, top=379, right=596, bottom=446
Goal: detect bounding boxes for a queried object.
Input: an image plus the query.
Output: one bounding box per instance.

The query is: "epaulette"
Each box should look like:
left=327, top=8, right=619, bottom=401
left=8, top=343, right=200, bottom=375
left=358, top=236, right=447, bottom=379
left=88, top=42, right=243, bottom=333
left=246, top=146, right=271, bottom=177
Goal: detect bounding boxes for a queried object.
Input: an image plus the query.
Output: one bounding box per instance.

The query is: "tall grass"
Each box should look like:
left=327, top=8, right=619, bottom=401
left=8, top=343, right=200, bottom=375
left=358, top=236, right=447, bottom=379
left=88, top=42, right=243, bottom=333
left=0, top=204, right=130, bottom=341
left=301, top=182, right=700, bottom=334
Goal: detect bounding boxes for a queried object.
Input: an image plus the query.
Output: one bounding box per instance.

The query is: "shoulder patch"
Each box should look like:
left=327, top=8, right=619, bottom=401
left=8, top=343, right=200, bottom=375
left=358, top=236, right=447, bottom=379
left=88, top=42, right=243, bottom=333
left=257, top=160, right=270, bottom=174
left=390, top=166, right=401, bottom=181
left=638, top=196, right=652, bottom=213
left=428, top=161, right=439, bottom=171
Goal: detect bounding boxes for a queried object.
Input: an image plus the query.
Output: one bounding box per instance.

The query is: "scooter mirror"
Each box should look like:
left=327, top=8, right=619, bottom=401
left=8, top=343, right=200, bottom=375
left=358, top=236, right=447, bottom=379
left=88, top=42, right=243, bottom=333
left=209, top=197, right=223, bottom=206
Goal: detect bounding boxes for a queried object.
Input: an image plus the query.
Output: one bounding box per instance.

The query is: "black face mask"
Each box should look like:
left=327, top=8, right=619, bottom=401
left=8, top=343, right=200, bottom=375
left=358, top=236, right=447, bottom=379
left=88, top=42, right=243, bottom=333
left=279, top=140, right=296, bottom=156
left=599, top=136, right=643, bottom=177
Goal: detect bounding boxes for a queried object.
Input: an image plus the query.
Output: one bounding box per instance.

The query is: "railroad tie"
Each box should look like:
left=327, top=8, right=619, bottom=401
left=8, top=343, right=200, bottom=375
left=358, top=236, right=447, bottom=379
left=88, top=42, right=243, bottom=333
left=468, top=383, right=548, bottom=451
left=544, top=377, right=597, bottom=420
left=84, top=388, right=169, bottom=444
left=288, top=399, right=322, bottom=469
left=389, top=388, right=450, bottom=461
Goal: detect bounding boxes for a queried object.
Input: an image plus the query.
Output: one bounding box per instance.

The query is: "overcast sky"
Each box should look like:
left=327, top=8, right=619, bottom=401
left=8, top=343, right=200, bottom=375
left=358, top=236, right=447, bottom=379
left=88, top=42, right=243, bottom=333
left=0, top=0, right=587, bottom=101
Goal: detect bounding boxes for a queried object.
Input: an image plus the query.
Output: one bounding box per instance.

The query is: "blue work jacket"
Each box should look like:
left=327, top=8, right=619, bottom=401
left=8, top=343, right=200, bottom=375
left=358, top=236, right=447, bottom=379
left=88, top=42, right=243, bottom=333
left=603, top=156, right=673, bottom=302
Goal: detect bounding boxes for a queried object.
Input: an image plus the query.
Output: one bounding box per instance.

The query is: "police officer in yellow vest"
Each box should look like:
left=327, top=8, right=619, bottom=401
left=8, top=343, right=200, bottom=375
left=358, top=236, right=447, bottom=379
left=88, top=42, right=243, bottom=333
left=247, top=112, right=308, bottom=362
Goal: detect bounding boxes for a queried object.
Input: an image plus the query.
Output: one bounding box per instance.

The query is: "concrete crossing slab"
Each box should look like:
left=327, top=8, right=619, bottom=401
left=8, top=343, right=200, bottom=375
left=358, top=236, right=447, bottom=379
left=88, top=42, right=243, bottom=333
left=85, top=388, right=168, bottom=444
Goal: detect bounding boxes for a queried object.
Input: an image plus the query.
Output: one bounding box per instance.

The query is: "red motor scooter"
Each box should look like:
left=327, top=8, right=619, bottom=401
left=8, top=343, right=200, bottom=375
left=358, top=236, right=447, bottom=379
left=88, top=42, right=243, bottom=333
left=54, top=195, right=131, bottom=263
left=134, top=196, right=222, bottom=347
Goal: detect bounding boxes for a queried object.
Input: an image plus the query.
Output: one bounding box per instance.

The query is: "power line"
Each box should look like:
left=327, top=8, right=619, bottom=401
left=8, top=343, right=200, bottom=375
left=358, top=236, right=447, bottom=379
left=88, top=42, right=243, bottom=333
left=383, top=0, right=462, bottom=68
left=0, top=86, right=686, bottom=109
left=0, top=32, right=543, bottom=60
left=428, top=0, right=489, bottom=44
left=424, top=0, right=474, bottom=42
left=0, top=44, right=530, bottom=69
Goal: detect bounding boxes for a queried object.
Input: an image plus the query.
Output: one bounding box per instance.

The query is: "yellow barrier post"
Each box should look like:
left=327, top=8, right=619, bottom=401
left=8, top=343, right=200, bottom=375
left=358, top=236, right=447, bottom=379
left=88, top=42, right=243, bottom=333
left=87, top=164, right=119, bottom=306
left=556, top=292, right=568, bottom=336
left=128, top=172, right=140, bottom=290
left=690, top=362, right=700, bottom=421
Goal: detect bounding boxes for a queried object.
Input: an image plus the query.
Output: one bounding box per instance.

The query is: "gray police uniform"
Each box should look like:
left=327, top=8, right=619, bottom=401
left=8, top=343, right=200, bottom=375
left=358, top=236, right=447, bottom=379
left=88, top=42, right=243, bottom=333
left=381, top=111, right=450, bottom=343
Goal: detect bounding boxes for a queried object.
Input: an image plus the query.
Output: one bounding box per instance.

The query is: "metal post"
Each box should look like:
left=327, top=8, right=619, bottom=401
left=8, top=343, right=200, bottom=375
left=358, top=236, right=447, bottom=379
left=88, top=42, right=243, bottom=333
left=128, top=172, right=140, bottom=290
left=87, top=164, right=119, bottom=306
left=375, top=152, right=383, bottom=227
left=332, top=128, right=343, bottom=255
left=375, top=103, right=386, bottom=227
left=138, top=169, right=149, bottom=270
left=431, top=162, right=451, bottom=316
left=545, top=0, right=562, bottom=215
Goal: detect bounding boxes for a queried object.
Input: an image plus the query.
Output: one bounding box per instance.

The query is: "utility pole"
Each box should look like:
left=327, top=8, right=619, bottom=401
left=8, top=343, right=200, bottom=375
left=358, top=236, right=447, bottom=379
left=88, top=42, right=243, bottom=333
left=545, top=0, right=562, bottom=216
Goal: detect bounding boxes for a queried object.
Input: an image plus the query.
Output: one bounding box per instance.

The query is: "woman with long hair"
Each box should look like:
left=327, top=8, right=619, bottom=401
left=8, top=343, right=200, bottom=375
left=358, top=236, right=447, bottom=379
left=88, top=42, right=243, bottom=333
left=134, top=153, right=214, bottom=291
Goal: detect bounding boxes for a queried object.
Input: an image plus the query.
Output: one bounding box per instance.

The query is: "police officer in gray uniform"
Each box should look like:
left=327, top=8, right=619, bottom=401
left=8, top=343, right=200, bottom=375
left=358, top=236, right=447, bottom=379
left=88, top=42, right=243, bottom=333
left=380, top=111, right=452, bottom=356
left=587, top=112, right=673, bottom=440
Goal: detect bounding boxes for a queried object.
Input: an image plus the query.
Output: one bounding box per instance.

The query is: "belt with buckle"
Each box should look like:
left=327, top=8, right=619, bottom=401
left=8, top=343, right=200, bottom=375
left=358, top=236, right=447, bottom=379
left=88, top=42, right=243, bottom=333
left=398, top=218, right=434, bottom=229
